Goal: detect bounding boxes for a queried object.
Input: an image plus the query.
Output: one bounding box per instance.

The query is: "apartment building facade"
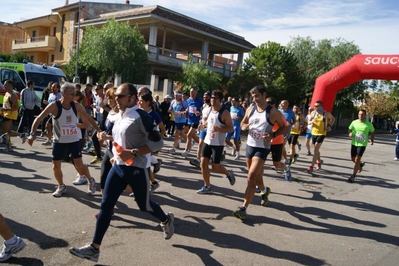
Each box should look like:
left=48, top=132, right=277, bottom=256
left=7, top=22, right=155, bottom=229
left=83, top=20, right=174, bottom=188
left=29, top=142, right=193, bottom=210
left=11, top=1, right=255, bottom=93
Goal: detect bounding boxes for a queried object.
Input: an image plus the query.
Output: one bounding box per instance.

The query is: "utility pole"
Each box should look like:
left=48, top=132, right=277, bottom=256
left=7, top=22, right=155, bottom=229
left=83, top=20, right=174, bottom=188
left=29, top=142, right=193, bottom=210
left=73, top=0, right=81, bottom=84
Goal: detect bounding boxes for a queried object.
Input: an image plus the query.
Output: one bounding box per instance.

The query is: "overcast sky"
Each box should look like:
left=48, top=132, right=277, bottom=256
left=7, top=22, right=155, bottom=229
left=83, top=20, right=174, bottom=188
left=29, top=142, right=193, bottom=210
left=3, top=0, right=398, bottom=55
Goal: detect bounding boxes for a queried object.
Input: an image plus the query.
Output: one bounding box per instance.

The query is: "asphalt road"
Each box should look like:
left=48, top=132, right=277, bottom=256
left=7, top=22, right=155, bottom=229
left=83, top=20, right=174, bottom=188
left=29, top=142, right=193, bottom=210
left=0, top=132, right=398, bottom=266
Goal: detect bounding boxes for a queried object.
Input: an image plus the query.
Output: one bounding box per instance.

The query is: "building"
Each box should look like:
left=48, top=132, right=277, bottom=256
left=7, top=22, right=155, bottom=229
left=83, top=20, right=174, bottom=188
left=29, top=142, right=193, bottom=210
left=0, top=22, right=23, bottom=53
left=11, top=1, right=255, bottom=94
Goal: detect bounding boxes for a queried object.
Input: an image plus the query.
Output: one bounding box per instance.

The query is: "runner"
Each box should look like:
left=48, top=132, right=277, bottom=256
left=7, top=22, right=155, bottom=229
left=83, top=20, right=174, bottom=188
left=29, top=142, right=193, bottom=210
left=347, top=109, right=374, bottom=183
left=233, top=85, right=286, bottom=220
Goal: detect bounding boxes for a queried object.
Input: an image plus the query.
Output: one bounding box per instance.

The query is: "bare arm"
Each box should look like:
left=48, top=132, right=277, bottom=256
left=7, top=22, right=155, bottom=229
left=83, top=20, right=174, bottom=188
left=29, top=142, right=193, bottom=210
left=214, top=110, right=233, bottom=133
left=76, top=103, right=101, bottom=132
left=27, top=103, right=58, bottom=145
left=240, top=105, right=254, bottom=131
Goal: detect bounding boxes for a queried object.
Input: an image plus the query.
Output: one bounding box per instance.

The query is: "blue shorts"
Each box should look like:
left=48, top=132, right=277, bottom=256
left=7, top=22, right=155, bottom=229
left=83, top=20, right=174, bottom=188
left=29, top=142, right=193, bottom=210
left=53, top=141, right=82, bottom=161
left=306, top=133, right=312, bottom=139
left=199, top=129, right=207, bottom=140
left=226, top=125, right=241, bottom=141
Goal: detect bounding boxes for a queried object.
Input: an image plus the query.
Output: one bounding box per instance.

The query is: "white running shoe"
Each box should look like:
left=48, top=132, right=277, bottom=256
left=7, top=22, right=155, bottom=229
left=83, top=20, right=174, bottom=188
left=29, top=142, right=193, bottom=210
left=234, top=154, right=240, bottom=160
left=231, top=145, right=236, bottom=156
left=53, top=184, right=67, bottom=197
left=0, top=236, right=26, bottom=262
left=87, top=178, right=97, bottom=195
left=180, top=151, right=188, bottom=158
left=73, top=175, right=87, bottom=185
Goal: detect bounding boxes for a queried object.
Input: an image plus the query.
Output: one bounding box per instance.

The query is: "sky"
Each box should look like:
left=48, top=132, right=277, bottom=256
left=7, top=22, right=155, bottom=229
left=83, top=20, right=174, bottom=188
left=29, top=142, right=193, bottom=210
left=2, top=0, right=398, bottom=55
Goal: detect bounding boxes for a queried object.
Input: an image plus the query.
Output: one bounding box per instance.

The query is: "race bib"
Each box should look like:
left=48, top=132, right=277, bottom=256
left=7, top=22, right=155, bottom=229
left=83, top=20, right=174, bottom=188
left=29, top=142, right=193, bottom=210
left=249, top=128, right=262, bottom=140
left=355, top=133, right=365, bottom=142
left=189, top=106, right=196, bottom=113
left=61, top=125, right=79, bottom=136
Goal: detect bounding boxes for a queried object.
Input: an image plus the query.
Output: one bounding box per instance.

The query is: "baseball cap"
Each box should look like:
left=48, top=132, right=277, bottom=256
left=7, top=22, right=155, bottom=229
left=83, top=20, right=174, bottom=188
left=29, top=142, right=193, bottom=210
left=174, top=90, right=183, bottom=96
left=165, top=94, right=172, bottom=99
left=204, top=90, right=211, bottom=96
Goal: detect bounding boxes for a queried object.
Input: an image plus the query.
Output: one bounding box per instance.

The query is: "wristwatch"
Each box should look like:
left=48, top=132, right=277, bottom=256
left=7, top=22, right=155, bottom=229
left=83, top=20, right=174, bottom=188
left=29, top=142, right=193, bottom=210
left=130, top=148, right=137, bottom=157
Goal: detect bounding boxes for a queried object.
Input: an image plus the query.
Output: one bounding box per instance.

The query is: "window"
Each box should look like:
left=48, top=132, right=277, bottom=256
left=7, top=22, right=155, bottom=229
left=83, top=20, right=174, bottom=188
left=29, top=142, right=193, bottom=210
left=32, top=30, right=37, bottom=41
left=30, top=55, right=34, bottom=62
left=51, top=55, right=55, bottom=63
left=53, top=27, right=56, bottom=36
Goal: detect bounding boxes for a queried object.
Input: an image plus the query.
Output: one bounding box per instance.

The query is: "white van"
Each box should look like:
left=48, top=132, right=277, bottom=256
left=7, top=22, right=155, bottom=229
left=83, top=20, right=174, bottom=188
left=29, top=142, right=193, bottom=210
left=0, top=60, right=68, bottom=99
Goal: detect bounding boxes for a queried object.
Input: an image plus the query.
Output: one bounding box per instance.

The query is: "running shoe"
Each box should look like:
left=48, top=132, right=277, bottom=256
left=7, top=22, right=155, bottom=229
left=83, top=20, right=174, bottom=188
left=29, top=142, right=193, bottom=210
left=53, top=184, right=67, bottom=197
left=87, top=178, right=97, bottom=195
left=394, top=158, right=399, bottom=161
left=150, top=182, right=160, bottom=192
left=297, top=144, right=301, bottom=151
left=292, top=153, right=299, bottom=163
left=0, top=236, right=26, bottom=262
left=189, top=158, right=201, bottom=168
left=255, top=186, right=261, bottom=193
left=20, top=133, right=26, bottom=144
left=359, top=162, right=365, bottom=173
left=234, top=154, right=240, bottom=160
left=153, top=159, right=162, bottom=174
left=233, top=206, right=247, bottom=220
left=83, top=140, right=93, bottom=151
left=315, top=162, right=321, bottom=171
left=307, top=151, right=312, bottom=156
left=73, top=175, right=87, bottom=185
left=180, top=151, right=188, bottom=158
left=347, top=174, right=355, bottom=183
left=227, top=169, right=236, bottom=185
left=260, top=187, right=271, bottom=206
left=0, top=134, right=8, bottom=147
left=284, top=166, right=292, bottom=181
left=168, top=148, right=176, bottom=154
left=197, top=185, right=212, bottom=194
left=307, top=166, right=313, bottom=174
left=69, top=243, right=99, bottom=262
left=160, top=212, right=174, bottom=240
left=231, top=145, right=236, bottom=156
left=89, top=156, right=102, bottom=164
left=41, top=139, right=52, bottom=146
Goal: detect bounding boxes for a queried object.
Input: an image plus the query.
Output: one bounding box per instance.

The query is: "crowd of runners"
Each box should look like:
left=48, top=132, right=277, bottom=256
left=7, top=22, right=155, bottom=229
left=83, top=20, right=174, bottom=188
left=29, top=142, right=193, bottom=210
left=0, top=81, right=377, bottom=262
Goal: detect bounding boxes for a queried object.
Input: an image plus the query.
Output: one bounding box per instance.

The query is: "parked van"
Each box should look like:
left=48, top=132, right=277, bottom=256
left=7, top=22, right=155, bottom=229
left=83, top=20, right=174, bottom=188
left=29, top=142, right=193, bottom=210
left=0, top=60, right=68, bottom=99
left=0, top=67, right=24, bottom=107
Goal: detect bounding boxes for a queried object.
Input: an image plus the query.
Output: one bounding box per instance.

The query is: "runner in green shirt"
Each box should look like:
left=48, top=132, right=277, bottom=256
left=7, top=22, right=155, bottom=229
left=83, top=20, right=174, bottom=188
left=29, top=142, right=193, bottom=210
left=347, top=109, right=375, bottom=183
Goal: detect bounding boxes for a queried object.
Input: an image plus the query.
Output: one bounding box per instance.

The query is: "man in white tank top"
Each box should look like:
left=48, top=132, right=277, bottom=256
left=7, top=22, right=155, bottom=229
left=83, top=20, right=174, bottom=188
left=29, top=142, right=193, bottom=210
left=27, top=82, right=102, bottom=198
left=196, top=90, right=236, bottom=194
left=233, top=85, right=287, bottom=220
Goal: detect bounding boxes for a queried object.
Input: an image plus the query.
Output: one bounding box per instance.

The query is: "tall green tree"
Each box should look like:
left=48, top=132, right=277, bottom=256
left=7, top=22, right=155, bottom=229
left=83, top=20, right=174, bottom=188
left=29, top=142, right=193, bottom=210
left=174, top=55, right=222, bottom=93
left=77, top=19, right=148, bottom=83
left=287, top=36, right=365, bottom=110
left=243, top=41, right=306, bottom=104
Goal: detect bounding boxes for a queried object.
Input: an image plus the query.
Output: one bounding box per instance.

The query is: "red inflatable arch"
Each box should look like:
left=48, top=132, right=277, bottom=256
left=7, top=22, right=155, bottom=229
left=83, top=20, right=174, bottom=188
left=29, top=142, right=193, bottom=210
left=310, top=54, right=399, bottom=112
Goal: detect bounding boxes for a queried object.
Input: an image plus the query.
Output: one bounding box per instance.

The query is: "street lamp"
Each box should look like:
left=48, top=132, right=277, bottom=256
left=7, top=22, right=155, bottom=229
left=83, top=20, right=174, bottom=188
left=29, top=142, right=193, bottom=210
left=73, top=0, right=81, bottom=84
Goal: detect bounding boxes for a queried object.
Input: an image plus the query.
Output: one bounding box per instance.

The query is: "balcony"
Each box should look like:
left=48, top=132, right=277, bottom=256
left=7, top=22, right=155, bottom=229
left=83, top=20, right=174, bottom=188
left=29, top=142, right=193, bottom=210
left=145, top=45, right=237, bottom=77
left=12, top=35, right=56, bottom=52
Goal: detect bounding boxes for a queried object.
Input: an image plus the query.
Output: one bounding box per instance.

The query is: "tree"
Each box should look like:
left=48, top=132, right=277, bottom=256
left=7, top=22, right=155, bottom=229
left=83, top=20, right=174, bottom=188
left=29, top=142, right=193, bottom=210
left=174, top=55, right=222, bottom=93
left=362, top=90, right=398, bottom=122
left=77, top=19, right=148, bottom=83
left=243, top=41, right=306, bottom=104
left=0, top=51, right=28, bottom=62
left=287, top=36, right=364, bottom=109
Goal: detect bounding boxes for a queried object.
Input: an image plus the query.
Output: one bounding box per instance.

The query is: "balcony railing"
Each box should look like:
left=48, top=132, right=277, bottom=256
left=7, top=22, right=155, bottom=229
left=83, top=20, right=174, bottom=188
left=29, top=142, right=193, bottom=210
left=12, top=35, right=56, bottom=51
left=145, top=44, right=237, bottom=77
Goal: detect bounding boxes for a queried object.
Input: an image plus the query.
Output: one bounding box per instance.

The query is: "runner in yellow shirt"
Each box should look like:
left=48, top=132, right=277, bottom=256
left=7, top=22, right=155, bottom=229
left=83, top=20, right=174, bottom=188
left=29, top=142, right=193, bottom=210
left=307, top=100, right=335, bottom=173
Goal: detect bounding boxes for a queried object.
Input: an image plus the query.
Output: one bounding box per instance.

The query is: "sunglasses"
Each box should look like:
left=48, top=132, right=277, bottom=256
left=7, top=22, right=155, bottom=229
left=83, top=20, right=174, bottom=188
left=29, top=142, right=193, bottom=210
left=266, top=101, right=274, bottom=105
left=314, top=105, right=321, bottom=107
left=115, top=94, right=131, bottom=99
left=210, top=96, right=219, bottom=100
